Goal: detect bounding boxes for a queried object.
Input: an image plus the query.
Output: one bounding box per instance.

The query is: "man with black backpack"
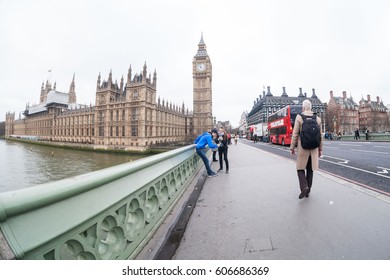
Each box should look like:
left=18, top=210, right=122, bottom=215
left=290, top=100, right=323, bottom=199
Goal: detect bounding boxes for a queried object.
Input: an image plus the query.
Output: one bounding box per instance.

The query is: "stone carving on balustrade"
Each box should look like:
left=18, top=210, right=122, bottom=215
left=29, top=155, right=200, bottom=260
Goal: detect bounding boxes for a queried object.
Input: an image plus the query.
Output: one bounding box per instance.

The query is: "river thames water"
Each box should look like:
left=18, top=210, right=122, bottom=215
left=0, top=139, right=147, bottom=193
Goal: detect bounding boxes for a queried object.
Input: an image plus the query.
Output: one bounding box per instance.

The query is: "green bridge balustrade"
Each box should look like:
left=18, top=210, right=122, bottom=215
left=365, top=132, right=390, bottom=141
left=0, top=144, right=204, bottom=260
left=333, top=132, right=390, bottom=141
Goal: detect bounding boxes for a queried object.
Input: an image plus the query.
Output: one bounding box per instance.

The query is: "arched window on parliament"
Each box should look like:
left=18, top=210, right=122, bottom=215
left=131, top=107, right=138, bottom=120
left=133, top=91, right=139, bottom=100
left=131, top=126, right=138, bottom=137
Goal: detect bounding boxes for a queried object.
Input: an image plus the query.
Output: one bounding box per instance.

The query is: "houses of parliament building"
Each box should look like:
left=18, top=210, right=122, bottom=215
left=5, top=35, right=214, bottom=151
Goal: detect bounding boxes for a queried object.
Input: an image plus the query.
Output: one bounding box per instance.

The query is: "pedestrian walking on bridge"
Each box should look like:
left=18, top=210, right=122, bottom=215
left=354, top=128, right=360, bottom=140
left=290, top=100, right=323, bottom=199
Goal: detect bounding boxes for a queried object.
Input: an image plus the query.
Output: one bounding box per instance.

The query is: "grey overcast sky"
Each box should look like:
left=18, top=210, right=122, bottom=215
left=1, top=0, right=390, bottom=127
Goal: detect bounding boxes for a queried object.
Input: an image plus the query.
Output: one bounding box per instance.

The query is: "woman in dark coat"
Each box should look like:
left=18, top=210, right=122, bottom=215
left=216, top=127, right=229, bottom=174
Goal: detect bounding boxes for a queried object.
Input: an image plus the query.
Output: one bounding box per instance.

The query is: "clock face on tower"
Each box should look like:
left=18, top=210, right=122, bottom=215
left=196, top=63, right=205, bottom=72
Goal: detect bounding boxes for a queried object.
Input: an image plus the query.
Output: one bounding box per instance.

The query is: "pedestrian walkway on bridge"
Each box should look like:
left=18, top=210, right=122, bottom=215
left=171, top=141, right=390, bottom=260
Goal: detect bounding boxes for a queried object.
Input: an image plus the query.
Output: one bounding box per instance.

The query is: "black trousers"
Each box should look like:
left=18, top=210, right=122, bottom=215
left=218, top=148, right=229, bottom=171
left=297, top=156, right=313, bottom=191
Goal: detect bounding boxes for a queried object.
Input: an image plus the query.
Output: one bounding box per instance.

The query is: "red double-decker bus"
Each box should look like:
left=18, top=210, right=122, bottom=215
left=267, top=105, right=302, bottom=146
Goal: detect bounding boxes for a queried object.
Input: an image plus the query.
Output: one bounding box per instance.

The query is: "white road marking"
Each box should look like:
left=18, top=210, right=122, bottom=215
left=339, top=144, right=362, bottom=147
left=377, top=166, right=390, bottom=170
left=377, top=166, right=390, bottom=174
left=351, top=149, right=389, bottom=155
left=322, top=155, right=349, bottom=164
left=319, top=158, right=390, bottom=179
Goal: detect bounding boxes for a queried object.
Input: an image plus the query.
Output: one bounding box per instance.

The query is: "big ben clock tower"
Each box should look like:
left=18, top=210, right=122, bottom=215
left=193, top=33, right=213, bottom=136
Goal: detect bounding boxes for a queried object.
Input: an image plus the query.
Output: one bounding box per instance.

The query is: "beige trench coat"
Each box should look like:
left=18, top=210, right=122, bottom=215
left=289, top=111, right=323, bottom=170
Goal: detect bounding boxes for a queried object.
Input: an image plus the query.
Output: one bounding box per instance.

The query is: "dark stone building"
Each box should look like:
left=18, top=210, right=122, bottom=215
left=247, top=86, right=326, bottom=128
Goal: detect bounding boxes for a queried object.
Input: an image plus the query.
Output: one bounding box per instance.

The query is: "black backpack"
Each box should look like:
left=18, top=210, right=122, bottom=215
left=300, top=114, right=321, bottom=149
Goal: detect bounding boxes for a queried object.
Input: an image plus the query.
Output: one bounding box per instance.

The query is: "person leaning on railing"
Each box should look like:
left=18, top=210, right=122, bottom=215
left=194, top=128, right=219, bottom=178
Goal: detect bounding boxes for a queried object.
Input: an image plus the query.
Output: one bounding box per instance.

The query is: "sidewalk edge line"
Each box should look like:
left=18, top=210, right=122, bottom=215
left=317, top=169, right=390, bottom=204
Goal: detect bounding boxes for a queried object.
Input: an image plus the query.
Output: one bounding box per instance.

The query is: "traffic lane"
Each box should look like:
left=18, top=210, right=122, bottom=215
left=255, top=141, right=390, bottom=193
left=371, top=143, right=390, bottom=151
left=322, top=142, right=390, bottom=175
left=242, top=140, right=390, bottom=194
left=320, top=154, right=390, bottom=175
left=290, top=142, right=390, bottom=190
left=321, top=148, right=390, bottom=172
left=321, top=141, right=390, bottom=162
left=243, top=139, right=390, bottom=173
left=323, top=141, right=390, bottom=155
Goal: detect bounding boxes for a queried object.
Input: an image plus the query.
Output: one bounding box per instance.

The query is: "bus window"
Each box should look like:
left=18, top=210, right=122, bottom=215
left=290, top=105, right=302, bottom=128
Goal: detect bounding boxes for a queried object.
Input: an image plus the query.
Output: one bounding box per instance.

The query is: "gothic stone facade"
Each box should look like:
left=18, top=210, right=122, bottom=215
left=92, top=64, right=193, bottom=149
left=5, top=37, right=214, bottom=150
left=192, top=34, right=213, bottom=135
left=6, top=64, right=193, bottom=151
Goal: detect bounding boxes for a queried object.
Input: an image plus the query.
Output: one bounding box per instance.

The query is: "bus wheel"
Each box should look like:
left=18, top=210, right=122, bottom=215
left=281, top=138, right=285, bottom=146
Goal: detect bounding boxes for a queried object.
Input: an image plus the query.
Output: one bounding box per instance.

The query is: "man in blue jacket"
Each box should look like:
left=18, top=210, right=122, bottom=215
left=194, top=128, right=219, bottom=178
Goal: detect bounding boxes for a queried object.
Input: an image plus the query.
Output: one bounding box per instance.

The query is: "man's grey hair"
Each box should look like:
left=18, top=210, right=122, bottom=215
left=302, top=99, right=312, bottom=111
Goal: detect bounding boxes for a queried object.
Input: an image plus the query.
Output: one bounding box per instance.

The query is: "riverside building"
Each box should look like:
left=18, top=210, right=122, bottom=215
left=5, top=36, right=214, bottom=151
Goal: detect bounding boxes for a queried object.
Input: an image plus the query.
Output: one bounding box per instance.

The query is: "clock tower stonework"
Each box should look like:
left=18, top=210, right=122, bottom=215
left=193, top=34, right=213, bottom=136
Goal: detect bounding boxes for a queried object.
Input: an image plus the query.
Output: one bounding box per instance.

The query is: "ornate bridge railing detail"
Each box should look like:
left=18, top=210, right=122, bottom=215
left=0, top=145, right=203, bottom=260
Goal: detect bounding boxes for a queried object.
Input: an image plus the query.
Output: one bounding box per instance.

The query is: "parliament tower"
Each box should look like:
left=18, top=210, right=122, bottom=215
left=193, top=34, right=213, bottom=135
